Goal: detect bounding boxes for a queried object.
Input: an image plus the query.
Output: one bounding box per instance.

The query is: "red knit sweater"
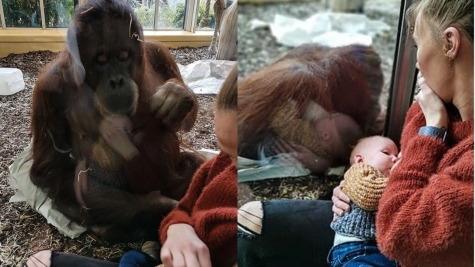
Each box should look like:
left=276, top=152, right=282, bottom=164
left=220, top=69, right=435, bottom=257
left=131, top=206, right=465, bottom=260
left=159, top=152, right=237, bottom=267
left=376, top=103, right=474, bottom=267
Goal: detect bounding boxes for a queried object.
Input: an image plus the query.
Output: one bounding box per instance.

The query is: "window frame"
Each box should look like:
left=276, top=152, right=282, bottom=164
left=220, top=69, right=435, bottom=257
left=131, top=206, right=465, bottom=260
left=0, top=0, right=5, bottom=27
left=385, top=0, right=418, bottom=145
left=0, top=0, right=207, bottom=32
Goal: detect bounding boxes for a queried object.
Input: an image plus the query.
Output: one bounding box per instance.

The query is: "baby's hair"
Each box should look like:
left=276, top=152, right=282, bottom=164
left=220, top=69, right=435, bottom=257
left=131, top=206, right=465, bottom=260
left=216, top=63, right=237, bottom=111
left=406, top=0, right=473, bottom=44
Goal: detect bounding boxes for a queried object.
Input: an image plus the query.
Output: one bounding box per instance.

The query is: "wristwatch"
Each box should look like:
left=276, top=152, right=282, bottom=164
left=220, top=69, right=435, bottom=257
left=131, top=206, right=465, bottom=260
left=418, top=126, right=447, bottom=142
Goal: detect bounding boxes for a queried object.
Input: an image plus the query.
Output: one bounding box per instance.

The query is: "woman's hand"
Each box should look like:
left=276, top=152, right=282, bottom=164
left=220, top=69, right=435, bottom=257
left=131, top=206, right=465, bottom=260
left=99, top=115, right=139, bottom=161
left=332, top=180, right=351, bottom=221
left=414, top=74, right=449, bottom=129
left=160, top=224, right=211, bottom=267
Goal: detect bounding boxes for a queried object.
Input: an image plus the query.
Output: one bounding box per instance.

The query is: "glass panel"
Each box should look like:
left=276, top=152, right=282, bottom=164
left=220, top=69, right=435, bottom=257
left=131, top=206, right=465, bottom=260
left=43, top=0, right=74, bottom=27
left=3, top=0, right=41, bottom=27
left=129, top=0, right=154, bottom=29
left=156, top=0, right=186, bottom=29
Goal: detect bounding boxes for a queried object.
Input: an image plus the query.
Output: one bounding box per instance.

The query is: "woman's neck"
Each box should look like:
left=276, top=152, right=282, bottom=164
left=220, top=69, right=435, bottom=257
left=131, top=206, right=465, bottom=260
left=452, top=47, right=473, bottom=121
left=453, top=76, right=473, bottom=121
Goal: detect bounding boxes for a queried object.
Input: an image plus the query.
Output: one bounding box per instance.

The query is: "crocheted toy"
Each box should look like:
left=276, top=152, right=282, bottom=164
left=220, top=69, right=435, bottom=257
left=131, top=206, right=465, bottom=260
left=342, top=163, right=388, bottom=211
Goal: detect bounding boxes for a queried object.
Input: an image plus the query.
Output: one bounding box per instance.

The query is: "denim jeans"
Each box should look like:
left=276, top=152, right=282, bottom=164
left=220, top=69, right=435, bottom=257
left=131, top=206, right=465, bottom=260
left=238, top=199, right=334, bottom=267
left=118, top=251, right=158, bottom=267
left=327, top=241, right=399, bottom=267
left=30, top=251, right=118, bottom=267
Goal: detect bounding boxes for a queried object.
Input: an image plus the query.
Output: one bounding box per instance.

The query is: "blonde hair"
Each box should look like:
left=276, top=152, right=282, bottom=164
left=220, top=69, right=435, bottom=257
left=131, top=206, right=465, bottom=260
left=406, top=0, right=473, bottom=44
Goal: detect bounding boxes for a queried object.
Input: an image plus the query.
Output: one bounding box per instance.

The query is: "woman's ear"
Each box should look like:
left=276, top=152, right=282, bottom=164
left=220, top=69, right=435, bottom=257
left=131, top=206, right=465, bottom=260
left=443, top=27, right=461, bottom=60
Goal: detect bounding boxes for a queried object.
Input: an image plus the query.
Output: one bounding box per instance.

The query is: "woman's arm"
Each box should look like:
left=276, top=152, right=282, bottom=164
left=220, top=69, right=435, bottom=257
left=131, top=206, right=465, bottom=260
left=376, top=104, right=474, bottom=266
left=158, top=156, right=216, bottom=267
left=159, top=157, right=213, bottom=240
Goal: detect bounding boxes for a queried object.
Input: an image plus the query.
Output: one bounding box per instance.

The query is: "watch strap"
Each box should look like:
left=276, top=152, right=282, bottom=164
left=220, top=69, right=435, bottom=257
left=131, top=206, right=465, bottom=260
left=418, top=126, right=447, bottom=142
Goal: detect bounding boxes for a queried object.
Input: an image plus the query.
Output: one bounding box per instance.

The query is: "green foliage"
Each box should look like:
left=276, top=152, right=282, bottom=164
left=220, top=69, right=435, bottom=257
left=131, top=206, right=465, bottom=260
left=3, top=0, right=73, bottom=27
left=160, top=4, right=182, bottom=28
left=161, top=1, right=215, bottom=29
left=136, top=4, right=155, bottom=28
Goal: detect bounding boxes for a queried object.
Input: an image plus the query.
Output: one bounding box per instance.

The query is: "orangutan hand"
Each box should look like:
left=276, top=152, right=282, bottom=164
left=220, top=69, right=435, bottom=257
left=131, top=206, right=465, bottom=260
left=150, top=82, right=195, bottom=131
left=99, top=115, right=139, bottom=161
left=274, top=139, right=331, bottom=173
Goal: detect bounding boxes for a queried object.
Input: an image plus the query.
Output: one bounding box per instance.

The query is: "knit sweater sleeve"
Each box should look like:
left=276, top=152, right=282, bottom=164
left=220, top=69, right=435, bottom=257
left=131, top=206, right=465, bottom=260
left=191, top=163, right=237, bottom=267
left=376, top=104, right=474, bottom=267
left=159, top=155, right=214, bottom=243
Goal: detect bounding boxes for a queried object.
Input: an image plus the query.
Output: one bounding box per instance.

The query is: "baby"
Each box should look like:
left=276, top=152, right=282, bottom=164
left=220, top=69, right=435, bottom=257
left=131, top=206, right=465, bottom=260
left=327, top=135, right=399, bottom=267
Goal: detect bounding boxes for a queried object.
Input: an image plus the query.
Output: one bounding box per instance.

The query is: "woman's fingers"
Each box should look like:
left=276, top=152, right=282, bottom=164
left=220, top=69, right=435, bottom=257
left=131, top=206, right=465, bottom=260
left=196, top=244, right=212, bottom=267
left=414, top=74, right=448, bottom=128
left=160, top=248, right=174, bottom=267
left=332, top=184, right=351, bottom=216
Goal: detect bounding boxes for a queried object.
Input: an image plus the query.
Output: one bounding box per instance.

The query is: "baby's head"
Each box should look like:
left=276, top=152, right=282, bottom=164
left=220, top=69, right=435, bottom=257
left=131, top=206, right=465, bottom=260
left=350, top=136, right=398, bottom=176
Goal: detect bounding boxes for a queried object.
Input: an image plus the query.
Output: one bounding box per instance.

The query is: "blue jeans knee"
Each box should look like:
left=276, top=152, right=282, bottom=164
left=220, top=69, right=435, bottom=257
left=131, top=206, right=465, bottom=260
left=118, top=250, right=158, bottom=267
left=327, top=241, right=398, bottom=267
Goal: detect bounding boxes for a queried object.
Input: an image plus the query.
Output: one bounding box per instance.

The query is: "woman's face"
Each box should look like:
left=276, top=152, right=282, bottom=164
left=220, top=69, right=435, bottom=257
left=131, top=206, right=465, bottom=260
left=413, top=15, right=453, bottom=102
left=214, top=109, right=237, bottom=166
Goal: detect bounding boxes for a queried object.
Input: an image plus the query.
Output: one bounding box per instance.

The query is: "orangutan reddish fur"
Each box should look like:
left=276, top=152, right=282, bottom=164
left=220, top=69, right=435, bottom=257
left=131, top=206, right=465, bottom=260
left=29, top=0, right=202, bottom=242
left=238, top=44, right=384, bottom=164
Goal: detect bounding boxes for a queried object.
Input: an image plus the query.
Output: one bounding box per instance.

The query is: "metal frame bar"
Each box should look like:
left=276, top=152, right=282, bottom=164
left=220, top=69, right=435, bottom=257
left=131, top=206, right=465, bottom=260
left=183, top=0, right=199, bottom=32
left=39, top=0, right=46, bottom=29
left=153, top=0, right=160, bottom=30
left=0, top=0, right=6, bottom=29
left=384, top=0, right=418, bottom=145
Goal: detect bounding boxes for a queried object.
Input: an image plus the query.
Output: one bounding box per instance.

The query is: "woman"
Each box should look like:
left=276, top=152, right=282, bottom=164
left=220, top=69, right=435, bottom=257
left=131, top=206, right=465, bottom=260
left=158, top=63, right=238, bottom=267
left=24, top=65, right=238, bottom=267
left=238, top=0, right=473, bottom=266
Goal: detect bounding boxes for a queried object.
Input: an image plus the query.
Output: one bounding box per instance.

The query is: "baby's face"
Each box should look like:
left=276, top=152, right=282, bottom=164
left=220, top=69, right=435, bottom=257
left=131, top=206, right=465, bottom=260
left=356, top=137, right=399, bottom=176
